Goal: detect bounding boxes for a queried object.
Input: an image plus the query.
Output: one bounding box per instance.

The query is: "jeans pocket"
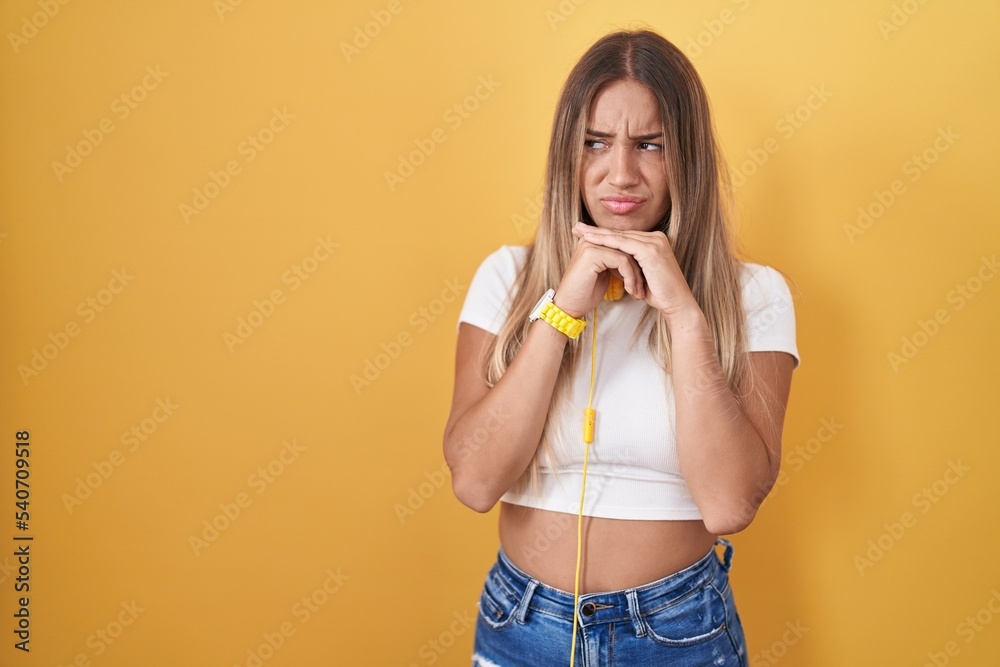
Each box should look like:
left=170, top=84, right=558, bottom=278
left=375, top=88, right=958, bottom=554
left=476, top=568, right=521, bottom=631
left=642, top=578, right=729, bottom=648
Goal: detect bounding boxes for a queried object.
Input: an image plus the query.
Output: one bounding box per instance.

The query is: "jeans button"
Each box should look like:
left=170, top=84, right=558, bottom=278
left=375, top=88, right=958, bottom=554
left=581, top=602, right=596, bottom=617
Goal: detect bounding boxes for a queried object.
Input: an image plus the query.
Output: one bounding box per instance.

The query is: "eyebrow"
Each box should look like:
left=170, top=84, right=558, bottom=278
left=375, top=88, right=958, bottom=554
left=585, top=127, right=664, bottom=141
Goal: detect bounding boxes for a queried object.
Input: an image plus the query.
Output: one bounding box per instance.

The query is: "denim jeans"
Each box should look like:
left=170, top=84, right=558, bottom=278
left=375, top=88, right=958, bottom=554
left=471, top=537, right=748, bottom=666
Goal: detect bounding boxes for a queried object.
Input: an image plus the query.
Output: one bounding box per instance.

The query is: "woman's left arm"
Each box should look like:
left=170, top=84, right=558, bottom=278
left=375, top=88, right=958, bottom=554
left=573, top=222, right=795, bottom=535
left=668, top=309, right=794, bottom=535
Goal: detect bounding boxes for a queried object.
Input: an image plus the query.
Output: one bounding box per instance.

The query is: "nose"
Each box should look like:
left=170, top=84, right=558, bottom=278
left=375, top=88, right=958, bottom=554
left=607, top=144, right=639, bottom=188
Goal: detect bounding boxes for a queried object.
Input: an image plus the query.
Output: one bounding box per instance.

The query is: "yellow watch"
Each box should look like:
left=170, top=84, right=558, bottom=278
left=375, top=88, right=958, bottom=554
left=528, top=289, right=586, bottom=339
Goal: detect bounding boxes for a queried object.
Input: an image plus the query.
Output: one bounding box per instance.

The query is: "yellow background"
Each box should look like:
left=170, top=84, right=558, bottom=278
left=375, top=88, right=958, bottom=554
left=1, top=0, right=998, bottom=665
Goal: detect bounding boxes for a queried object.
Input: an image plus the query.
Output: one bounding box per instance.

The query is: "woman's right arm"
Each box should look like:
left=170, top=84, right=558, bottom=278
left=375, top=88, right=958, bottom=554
left=442, top=318, right=570, bottom=513
left=443, top=238, right=645, bottom=513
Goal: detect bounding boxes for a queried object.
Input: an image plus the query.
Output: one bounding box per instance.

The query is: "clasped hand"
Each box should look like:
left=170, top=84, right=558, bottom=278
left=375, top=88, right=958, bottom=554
left=554, top=222, right=699, bottom=322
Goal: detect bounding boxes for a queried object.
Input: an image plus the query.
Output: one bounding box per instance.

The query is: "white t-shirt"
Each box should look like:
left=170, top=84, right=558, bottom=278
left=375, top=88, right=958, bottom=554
left=455, top=245, right=800, bottom=521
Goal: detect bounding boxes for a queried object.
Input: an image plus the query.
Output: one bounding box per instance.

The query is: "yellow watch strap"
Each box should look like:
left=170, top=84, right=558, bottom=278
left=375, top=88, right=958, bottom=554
left=538, top=301, right=586, bottom=339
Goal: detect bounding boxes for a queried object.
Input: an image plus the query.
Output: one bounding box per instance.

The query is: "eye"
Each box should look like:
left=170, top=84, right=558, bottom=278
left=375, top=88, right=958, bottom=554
left=637, top=142, right=663, bottom=151
left=584, top=139, right=606, bottom=150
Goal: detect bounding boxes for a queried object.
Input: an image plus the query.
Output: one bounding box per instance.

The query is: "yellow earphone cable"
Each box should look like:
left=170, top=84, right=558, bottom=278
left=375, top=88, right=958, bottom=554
left=569, top=275, right=622, bottom=665
left=569, top=302, right=601, bottom=666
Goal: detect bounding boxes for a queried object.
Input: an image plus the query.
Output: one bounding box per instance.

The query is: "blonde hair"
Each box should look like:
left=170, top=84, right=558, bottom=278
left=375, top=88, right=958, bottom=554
left=484, top=29, right=762, bottom=497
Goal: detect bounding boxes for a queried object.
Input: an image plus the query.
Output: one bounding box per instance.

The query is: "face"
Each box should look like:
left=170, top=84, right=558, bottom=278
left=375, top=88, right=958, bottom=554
left=579, top=79, right=671, bottom=233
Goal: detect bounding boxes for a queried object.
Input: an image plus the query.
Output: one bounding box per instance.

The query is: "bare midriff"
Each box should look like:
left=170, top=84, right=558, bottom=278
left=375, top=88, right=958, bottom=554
left=498, top=501, right=718, bottom=595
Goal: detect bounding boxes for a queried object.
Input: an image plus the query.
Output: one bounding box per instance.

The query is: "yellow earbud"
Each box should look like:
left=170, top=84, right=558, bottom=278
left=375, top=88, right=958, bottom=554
left=604, top=274, right=625, bottom=301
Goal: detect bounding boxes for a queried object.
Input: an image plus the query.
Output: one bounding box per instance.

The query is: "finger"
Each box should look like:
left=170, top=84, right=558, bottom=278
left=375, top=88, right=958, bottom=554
left=576, top=222, right=640, bottom=238
left=586, top=233, right=670, bottom=282
left=593, top=247, right=641, bottom=295
left=580, top=226, right=651, bottom=257
left=578, top=243, right=643, bottom=298
left=574, top=224, right=659, bottom=260
left=611, top=252, right=644, bottom=299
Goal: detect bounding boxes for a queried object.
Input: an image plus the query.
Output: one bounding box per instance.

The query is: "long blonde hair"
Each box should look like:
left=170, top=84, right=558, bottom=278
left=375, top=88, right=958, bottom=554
left=485, top=29, right=759, bottom=497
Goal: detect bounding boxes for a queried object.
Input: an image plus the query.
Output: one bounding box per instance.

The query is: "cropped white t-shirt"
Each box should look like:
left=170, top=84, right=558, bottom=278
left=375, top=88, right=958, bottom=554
left=455, top=245, right=800, bottom=521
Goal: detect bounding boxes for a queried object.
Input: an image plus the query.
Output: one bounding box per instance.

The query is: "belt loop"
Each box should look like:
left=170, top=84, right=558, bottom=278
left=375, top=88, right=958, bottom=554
left=625, top=589, right=646, bottom=637
left=515, top=579, right=537, bottom=624
left=714, top=537, right=734, bottom=572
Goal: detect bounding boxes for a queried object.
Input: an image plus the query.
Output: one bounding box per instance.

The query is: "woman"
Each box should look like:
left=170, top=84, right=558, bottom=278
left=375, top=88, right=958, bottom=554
left=444, top=28, right=799, bottom=666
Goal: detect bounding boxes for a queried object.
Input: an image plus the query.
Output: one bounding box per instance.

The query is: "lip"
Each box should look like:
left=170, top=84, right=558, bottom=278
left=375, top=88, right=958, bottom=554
left=601, top=197, right=645, bottom=214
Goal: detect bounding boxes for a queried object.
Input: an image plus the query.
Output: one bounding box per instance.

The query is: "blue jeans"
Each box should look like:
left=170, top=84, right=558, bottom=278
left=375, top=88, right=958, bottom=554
left=471, top=537, right=748, bottom=666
